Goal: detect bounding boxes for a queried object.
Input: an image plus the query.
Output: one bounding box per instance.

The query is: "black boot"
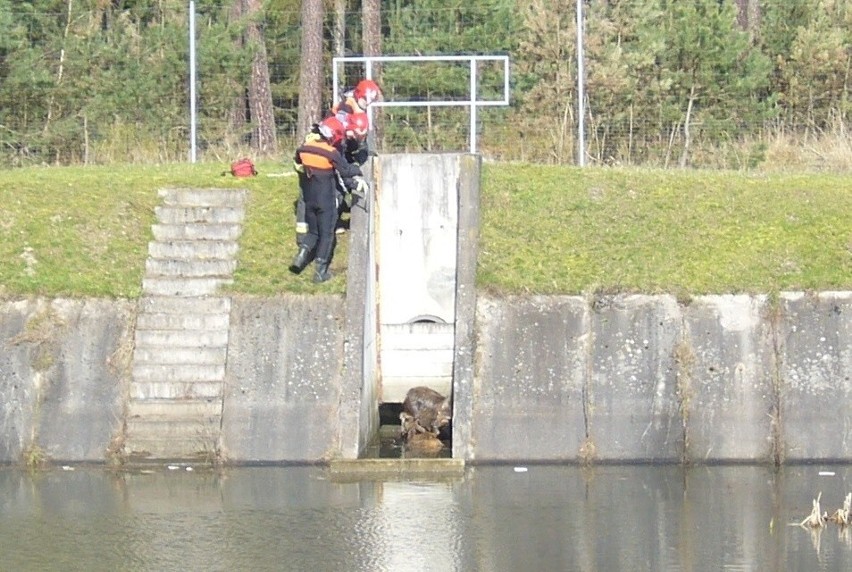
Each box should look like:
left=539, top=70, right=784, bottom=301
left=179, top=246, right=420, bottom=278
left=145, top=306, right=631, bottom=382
left=313, top=258, right=332, bottom=283
left=289, top=246, right=310, bottom=274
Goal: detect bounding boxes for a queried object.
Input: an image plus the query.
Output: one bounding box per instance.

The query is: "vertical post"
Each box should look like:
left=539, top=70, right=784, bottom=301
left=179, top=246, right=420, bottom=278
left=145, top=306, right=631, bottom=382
left=576, top=0, right=585, bottom=167
left=470, top=59, right=477, bottom=154
left=365, top=59, right=375, bottom=153
left=332, top=58, right=339, bottom=109
left=189, top=0, right=197, bottom=163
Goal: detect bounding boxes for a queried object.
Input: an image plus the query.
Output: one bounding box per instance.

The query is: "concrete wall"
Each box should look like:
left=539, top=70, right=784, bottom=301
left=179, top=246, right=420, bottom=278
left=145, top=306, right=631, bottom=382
left=469, top=291, right=852, bottom=464
left=0, top=298, right=134, bottom=463
left=1, top=292, right=850, bottom=465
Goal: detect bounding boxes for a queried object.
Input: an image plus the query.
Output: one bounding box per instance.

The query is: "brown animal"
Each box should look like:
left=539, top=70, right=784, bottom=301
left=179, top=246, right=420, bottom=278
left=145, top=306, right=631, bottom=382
left=399, top=386, right=451, bottom=441
left=402, top=432, right=445, bottom=457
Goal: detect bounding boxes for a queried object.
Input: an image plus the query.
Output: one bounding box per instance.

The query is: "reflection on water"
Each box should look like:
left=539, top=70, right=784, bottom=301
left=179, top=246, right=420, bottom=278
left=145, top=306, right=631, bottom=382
left=1, top=464, right=852, bottom=571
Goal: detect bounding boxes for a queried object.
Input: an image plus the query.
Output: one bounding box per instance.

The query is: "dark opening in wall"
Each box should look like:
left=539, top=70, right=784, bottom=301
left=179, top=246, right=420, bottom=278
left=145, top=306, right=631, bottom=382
left=379, top=402, right=403, bottom=426
left=406, top=314, right=445, bottom=324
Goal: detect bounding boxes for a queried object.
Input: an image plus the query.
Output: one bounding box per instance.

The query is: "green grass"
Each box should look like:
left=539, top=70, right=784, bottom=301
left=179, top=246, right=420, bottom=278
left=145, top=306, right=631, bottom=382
left=0, top=161, right=849, bottom=298
left=480, top=165, right=852, bottom=295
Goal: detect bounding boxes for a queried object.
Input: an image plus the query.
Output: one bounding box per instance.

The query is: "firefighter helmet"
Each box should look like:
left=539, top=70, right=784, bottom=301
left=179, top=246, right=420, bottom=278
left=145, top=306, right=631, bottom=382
left=353, top=79, right=381, bottom=108
left=346, top=112, right=370, bottom=140
left=317, top=116, right=345, bottom=146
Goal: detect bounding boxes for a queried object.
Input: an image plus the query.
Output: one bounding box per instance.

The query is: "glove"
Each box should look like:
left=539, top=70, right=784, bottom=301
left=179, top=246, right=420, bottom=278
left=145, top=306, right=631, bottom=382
left=353, top=176, right=369, bottom=196
left=293, top=161, right=305, bottom=174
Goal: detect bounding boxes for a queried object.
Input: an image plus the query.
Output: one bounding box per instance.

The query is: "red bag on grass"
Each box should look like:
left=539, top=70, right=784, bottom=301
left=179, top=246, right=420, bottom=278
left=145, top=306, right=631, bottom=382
left=230, top=158, right=257, bottom=177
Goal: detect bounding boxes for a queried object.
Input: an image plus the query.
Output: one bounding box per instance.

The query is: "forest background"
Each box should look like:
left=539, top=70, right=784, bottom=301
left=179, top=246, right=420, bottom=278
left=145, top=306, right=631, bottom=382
left=0, top=0, right=850, bottom=171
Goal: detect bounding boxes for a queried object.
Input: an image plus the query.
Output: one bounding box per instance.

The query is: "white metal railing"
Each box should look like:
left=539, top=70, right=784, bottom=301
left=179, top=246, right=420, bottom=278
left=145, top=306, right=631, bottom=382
left=332, top=55, right=510, bottom=154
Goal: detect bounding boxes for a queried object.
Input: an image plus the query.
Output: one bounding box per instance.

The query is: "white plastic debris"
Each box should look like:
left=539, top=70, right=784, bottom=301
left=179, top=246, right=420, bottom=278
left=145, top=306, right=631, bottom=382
left=819, top=471, right=836, bottom=476
left=513, top=467, right=528, bottom=473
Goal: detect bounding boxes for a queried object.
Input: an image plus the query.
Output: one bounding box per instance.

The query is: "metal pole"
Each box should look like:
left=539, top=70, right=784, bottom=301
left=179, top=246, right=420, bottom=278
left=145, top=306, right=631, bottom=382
left=576, top=0, right=585, bottom=167
left=189, top=0, right=197, bottom=163
left=470, top=59, right=477, bottom=154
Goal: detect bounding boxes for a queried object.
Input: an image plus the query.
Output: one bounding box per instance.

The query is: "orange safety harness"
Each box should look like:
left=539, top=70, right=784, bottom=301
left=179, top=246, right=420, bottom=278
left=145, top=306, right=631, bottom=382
left=297, top=140, right=337, bottom=175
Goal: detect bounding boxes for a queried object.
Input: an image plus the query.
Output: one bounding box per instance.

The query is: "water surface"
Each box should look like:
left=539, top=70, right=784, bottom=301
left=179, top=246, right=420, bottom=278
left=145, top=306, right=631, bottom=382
left=1, top=464, right=850, bottom=571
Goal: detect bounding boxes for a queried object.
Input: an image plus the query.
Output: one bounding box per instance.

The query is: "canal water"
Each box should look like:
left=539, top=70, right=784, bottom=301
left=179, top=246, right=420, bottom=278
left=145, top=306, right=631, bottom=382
left=1, top=463, right=851, bottom=571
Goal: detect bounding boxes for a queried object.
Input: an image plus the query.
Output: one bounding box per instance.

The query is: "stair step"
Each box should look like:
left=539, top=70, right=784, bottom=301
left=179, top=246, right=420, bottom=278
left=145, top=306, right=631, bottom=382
left=154, top=205, right=245, bottom=225
left=125, top=187, right=243, bottom=464
left=147, top=240, right=239, bottom=260
left=133, top=346, right=227, bottom=365
left=126, top=418, right=221, bottom=439
left=124, top=437, right=219, bottom=461
left=139, top=296, right=231, bottom=315
left=130, top=381, right=224, bottom=400
left=135, top=329, right=229, bottom=348
left=152, top=223, right=242, bottom=241
left=158, top=188, right=248, bottom=208
left=145, top=258, right=237, bottom=278
left=136, top=312, right=229, bottom=331
left=132, top=364, right=225, bottom=383
left=142, top=276, right=233, bottom=296
left=128, top=398, right=222, bottom=419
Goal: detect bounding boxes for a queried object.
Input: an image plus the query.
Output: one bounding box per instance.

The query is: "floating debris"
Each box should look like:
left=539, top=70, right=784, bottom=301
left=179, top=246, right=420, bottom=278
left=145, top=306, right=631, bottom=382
left=800, top=492, right=826, bottom=528
left=799, top=492, right=852, bottom=529
left=827, top=493, right=852, bottom=526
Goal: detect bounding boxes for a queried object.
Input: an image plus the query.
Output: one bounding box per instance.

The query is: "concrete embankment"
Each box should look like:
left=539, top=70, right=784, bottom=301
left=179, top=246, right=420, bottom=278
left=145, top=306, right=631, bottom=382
left=1, top=292, right=849, bottom=465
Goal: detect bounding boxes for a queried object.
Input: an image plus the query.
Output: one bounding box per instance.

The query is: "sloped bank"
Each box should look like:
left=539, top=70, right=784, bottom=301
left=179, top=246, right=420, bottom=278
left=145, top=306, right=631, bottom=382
left=0, top=292, right=849, bottom=465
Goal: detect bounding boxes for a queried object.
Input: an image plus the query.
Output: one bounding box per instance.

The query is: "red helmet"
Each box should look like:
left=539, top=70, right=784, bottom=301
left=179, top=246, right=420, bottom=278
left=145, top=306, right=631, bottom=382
left=353, top=79, right=381, bottom=108
left=345, top=112, right=370, bottom=140
left=317, top=116, right=345, bottom=146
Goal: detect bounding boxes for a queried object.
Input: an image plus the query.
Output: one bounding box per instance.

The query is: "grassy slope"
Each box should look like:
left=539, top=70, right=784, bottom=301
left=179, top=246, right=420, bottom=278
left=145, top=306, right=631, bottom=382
left=0, top=161, right=849, bottom=298
left=480, top=165, right=852, bottom=295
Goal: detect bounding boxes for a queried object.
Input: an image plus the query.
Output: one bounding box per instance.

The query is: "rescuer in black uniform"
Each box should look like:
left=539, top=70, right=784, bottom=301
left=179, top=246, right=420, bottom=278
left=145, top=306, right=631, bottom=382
left=290, top=116, right=365, bottom=283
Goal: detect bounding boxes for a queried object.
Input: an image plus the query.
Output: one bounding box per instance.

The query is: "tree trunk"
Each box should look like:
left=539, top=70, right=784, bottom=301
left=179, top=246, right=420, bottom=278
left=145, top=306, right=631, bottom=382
left=736, top=0, right=761, bottom=38
left=297, top=0, right=325, bottom=142
left=227, top=0, right=248, bottom=146
left=245, top=0, right=277, bottom=154
left=44, top=0, right=74, bottom=137
left=333, top=0, right=346, bottom=58
left=679, top=86, right=696, bottom=169
left=362, top=0, right=382, bottom=147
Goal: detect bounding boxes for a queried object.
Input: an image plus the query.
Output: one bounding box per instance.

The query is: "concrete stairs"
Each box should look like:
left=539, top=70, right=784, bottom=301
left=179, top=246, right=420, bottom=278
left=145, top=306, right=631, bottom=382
left=124, top=188, right=247, bottom=463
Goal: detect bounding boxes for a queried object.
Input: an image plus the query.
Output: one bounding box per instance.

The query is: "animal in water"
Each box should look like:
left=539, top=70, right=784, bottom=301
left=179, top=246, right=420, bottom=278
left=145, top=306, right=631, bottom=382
left=402, top=432, right=445, bottom=457
left=399, top=386, right=451, bottom=441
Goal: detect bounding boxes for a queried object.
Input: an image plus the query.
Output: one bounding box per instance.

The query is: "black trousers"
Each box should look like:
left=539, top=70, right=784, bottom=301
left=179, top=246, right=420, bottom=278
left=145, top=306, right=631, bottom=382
left=302, top=185, right=338, bottom=262
left=296, top=176, right=346, bottom=247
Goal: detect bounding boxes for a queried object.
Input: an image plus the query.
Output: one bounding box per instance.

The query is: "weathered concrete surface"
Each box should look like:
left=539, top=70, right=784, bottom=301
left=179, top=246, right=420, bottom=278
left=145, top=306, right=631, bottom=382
left=339, top=157, right=378, bottom=459
left=469, top=292, right=852, bottom=464
left=778, top=291, right=852, bottom=462
left=449, top=154, right=481, bottom=461
left=220, top=295, right=345, bottom=463
left=471, top=296, right=588, bottom=462
left=682, top=295, right=776, bottom=463
left=589, top=295, right=683, bottom=462
left=0, top=298, right=133, bottom=463
left=1, top=291, right=851, bottom=465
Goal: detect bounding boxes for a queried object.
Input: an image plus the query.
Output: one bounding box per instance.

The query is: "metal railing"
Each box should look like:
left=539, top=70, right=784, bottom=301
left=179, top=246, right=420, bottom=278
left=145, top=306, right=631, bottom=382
left=332, top=55, right=510, bottom=154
